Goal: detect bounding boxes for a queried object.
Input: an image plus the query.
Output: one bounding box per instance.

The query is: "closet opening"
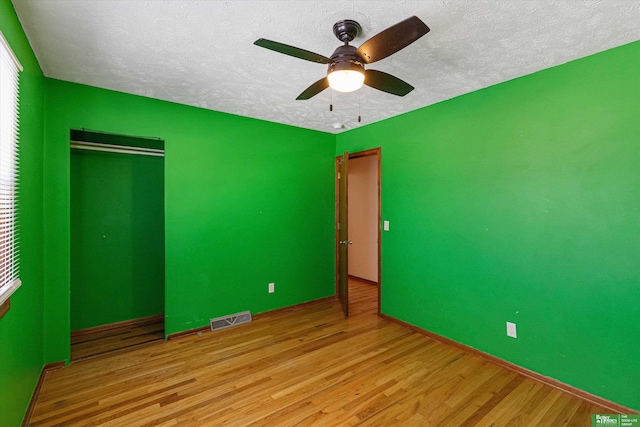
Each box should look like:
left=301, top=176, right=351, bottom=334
left=69, top=129, right=165, bottom=361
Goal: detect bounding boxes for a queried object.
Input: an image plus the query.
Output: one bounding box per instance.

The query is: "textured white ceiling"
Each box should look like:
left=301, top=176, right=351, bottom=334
left=11, top=0, right=640, bottom=133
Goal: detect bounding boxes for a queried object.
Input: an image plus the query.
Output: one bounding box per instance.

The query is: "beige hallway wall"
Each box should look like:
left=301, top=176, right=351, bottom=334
left=347, top=155, right=378, bottom=282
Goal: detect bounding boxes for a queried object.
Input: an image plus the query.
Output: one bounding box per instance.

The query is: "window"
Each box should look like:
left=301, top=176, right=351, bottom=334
left=0, top=31, right=22, bottom=317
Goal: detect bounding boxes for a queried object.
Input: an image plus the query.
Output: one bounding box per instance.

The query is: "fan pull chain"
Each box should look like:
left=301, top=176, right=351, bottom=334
left=330, top=90, right=333, bottom=112
left=358, top=96, right=362, bottom=123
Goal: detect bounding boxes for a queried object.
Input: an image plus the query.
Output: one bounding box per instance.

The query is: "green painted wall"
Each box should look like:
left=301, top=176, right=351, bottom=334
left=0, top=0, right=45, bottom=425
left=4, top=0, right=637, bottom=417
left=44, top=79, right=336, bottom=361
left=337, top=40, right=640, bottom=410
left=70, top=146, right=164, bottom=331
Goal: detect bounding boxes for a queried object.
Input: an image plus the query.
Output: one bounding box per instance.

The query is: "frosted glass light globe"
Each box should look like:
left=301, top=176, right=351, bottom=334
left=328, top=70, right=365, bottom=92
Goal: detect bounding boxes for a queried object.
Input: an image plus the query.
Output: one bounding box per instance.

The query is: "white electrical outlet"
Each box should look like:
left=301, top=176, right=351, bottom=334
left=383, top=220, right=390, bottom=231
left=506, top=322, right=517, bottom=338
left=268, top=282, right=275, bottom=293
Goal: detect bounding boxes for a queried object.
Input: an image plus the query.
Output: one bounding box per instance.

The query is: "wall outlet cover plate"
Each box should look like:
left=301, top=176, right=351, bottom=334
left=506, top=321, right=517, bottom=338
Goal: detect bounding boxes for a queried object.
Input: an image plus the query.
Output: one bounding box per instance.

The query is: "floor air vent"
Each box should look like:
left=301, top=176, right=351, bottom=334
left=210, top=311, right=252, bottom=332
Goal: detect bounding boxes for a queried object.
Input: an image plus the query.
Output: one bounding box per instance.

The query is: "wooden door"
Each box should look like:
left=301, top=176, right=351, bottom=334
left=337, top=151, right=349, bottom=317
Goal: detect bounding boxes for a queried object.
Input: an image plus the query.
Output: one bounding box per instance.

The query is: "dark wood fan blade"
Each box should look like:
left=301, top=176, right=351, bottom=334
left=254, top=39, right=330, bottom=64
left=364, top=70, right=414, bottom=96
left=296, top=77, right=329, bottom=100
left=356, top=16, right=430, bottom=64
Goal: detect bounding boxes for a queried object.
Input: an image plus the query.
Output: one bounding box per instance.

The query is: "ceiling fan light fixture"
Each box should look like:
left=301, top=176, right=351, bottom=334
left=327, top=59, right=365, bottom=92
left=328, top=69, right=365, bottom=92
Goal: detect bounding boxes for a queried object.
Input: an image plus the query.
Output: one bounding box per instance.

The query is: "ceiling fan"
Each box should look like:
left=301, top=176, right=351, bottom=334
left=254, top=16, right=430, bottom=100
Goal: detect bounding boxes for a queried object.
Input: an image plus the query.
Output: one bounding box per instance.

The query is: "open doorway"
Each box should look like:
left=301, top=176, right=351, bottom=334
left=336, top=148, right=381, bottom=316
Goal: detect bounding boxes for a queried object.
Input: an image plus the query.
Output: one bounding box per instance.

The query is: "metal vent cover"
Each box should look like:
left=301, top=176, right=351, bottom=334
left=210, top=310, right=252, bottom=332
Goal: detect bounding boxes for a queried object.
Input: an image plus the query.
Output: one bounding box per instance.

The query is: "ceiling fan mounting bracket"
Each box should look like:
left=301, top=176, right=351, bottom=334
left=332, top=19, right=362, bottom=43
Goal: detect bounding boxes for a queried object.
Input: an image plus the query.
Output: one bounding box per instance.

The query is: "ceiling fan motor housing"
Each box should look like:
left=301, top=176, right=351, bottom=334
left=328, top=45, right=365, bottom=75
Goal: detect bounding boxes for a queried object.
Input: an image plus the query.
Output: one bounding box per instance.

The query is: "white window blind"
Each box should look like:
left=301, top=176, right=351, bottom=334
left=0, top=31, right=22, bottom=307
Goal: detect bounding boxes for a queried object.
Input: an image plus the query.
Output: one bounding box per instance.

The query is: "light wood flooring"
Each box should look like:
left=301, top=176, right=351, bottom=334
left=31, top=279, right=611, bottom=426
left=71, top=317, right=165, bottom=361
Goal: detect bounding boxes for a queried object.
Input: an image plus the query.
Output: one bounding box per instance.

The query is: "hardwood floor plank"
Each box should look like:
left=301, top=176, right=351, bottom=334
left=520, top=389, right=565, bottom=426
left=28, top=280, right=626, bottom=426
left=566, top=401, right=606, bottom=427
left=435, top=370, right=521, bottom=426
left=473, top=379, right=543, bottom=426
left=493, top=380, right=547, bottom=426
left=459, top=376, right=525, bottom=426
left=71, top=317, right=164, bottom=361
